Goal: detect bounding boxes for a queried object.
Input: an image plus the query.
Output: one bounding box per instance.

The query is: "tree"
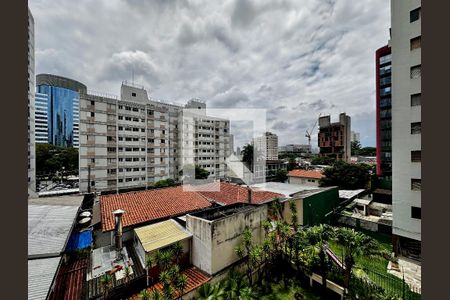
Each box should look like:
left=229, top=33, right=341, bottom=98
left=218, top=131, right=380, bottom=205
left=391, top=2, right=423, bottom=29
left=175, top=273, right=188, bottom=300
left=319, top=161, right=371, bottom=190
left=195, top=165, right=210, bottom=179
left=358, top=147, right=376, bottom=156
left=124, top=266, right=131, bottom=286
left=196, top=283, right=225, bottom=300
left=153, top=178, right=176, bottom=188
left=172, top=242, right=184, bottom=265
left=100, top=273, right=112, bottom=299
left=241, top=144, right=254, bottom=169
left=36, top=143, right=79, bottom=177
left=310, top=155, right=336, bottom=166
left=351, top=141, right=362, bottom=156
left=146, top=256, right=153, bottom=286
left=335, top=227, right=388, bottom=291
left=274, top=169, right=288, bottom=182
left=302, top=225, right=335, bottom=298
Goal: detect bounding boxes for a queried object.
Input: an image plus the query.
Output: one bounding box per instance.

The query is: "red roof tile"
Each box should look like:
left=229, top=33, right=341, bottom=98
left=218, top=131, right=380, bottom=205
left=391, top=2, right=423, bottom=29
left=100, top=186, right=212, bottom=232
left=48, top=258, right=88, bottom=300
left=287, top=169, right=324, bottom=179
left=199, top=182, right=283, bottom=205
left=127, top=267, right=210, bottom=300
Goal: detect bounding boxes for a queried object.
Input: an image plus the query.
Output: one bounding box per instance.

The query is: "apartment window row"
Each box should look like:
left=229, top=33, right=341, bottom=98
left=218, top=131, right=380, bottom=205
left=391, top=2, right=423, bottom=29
left=118, top=177, right=146, bottom=183
left=118, top=147, right=145, bottom=152
left=118, top=157, right=143, bottom=162
left=118, top=126, right=145, bottom=132
left=118, top=105, right=140, bottom=112
left=118, top=115, right=145, bottom=122
left=119, top=137, right=142, bottom=142
left=118, top=167, right=146, bottom=172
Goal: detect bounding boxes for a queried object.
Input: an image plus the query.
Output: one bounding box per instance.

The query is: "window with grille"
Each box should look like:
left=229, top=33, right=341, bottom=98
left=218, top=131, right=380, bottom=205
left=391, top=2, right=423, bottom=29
left=410, top=65, right=421, bottom=79
left=410, top=7, right=421, bottom=23
left=411, top=150, right=421, bottom=162
left=411, top=122, right=421, bottom=134
left=411, top=179, right=421, bottom=191
left=411, top=93, right=421, bottom=106
left=410, top=36, right=421, bottom=50
left=411, top=206, right=421, bottom=219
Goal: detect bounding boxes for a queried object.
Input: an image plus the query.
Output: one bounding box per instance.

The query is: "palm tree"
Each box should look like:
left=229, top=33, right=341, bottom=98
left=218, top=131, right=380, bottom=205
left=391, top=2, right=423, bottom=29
left=335, top=227, right=388, bottom=292
left=289, top=199, right=298, bottom=232
left=100, top=273, right=112, bottom=299
left=175, top=273, right=188, bottom=300
left=303, top=224, right=334, bottom=299
left=168, top=265, right=180, bottom=285
left=249, top=245, right=262, bottom=284
left=156, top=249, right=173, bottom=272
left=222, top=269, right=248, bottom=300
left=152, top=289, right=162, bottom=300
left=172, top=242, right=184, bottom=265
left=124, top=266, right=131, bottom=286
left=139, top=289, right=151, bottom=300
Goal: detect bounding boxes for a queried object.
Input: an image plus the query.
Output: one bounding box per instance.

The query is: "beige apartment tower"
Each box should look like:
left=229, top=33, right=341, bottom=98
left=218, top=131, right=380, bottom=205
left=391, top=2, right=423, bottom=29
left=79, top=83, right=231, bottom=193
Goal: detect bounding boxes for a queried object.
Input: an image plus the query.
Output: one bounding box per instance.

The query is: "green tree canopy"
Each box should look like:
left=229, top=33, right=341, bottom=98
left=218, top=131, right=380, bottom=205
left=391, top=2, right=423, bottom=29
left=319, top=161, right=371, bottom=190
left=36, top=143, right=78, bottom=176
left=310, top=155, right=336, bottom=166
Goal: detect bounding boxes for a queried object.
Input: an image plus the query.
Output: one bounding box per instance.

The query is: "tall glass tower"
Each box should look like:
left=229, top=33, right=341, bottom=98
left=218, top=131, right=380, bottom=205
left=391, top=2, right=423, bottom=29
left=36, top=74, right=86, bottom=148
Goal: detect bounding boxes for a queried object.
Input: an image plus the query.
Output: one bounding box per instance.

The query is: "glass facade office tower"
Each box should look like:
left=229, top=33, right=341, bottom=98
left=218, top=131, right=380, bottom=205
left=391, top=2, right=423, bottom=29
left=36, top=74, right=86, bottom=148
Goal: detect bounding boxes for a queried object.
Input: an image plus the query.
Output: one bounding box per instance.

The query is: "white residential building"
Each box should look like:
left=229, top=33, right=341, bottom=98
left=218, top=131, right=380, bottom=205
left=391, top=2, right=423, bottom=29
left=79, top=83, right=231, bottom=193
left=254, top=132, right=278, bottom=161
left=28, top=9, right=36, bottom=196
left=34, top=92, right=49, bottom=144
left=391, top=0, right=421, bottom=256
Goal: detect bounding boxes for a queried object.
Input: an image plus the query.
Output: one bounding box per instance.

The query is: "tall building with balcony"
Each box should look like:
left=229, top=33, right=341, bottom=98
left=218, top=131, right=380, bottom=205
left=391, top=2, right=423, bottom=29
left=28, top=9, right=36, bottom=196
left=318, top=113, right=351, bottom=162
left=79, top=83, right=231, bottom=193
left=391, top=0, right=421, bottom=258
left=376, top=45, right=392, bottom=178
left=36, top=74, right=86, bottom=148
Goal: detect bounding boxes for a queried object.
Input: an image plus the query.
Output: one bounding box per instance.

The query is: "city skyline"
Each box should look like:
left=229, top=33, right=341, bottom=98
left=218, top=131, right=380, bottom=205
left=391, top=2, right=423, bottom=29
left=30, top=0, right=390, bottom=148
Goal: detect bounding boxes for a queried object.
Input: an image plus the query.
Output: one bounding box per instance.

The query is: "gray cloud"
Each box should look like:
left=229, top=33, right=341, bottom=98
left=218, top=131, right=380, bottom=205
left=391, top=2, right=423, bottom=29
left=30, top=0, right=390, bottom=147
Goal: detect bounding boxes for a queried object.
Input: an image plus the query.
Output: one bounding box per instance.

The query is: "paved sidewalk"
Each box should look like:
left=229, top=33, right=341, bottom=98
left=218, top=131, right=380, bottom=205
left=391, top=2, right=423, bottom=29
left=387, top=256, right=421, bottom=291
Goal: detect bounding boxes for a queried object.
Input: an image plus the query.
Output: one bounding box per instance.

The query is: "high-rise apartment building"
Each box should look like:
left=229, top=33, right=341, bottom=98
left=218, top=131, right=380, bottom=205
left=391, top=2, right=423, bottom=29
left=391, top=0, right=421, bottom=257
left=278, top=144, right=312, bottom=155
left=350, top=131, right=361, bottom=143
left=376, top=45, right=392, bottom=178
left=318, top=113, right=351, bottom=162
left=254, top=132, right=278, bottom=161
left=79, top=82, right=231, bottom=193
left=36, top=74, right=86, bottom=148
left=28, top=9, right=36, bottom=196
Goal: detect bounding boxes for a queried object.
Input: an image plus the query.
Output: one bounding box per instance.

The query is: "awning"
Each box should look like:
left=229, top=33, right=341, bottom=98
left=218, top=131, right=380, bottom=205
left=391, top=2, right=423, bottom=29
left=66, top=229, right=93, bottom=252
left=134, top=219, right=192, bottom=253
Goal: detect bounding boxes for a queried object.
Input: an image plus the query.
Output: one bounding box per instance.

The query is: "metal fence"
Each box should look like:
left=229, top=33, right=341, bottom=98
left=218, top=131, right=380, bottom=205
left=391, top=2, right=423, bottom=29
left=361, top=267, right=421, bottom=300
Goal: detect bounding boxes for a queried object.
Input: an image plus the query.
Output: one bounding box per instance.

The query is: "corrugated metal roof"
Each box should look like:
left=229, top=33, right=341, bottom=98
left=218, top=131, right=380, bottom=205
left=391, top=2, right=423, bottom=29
left=28, top=204, right=79, bottom=257
left=134, top=219, right=192, bottom=253
left=28, top=257, right=61, bottom=300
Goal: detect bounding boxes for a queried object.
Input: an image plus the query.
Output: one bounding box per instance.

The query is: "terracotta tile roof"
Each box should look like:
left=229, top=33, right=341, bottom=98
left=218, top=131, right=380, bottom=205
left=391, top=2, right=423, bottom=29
left=100, top=186, right=212, bottom=232
left=48, top=258, right=88, bottom=300
left=287, top=169, right=324, bottom=179
left=127, top=267, right=210, bottom=300
left=198, top=182, right=283, bottom=205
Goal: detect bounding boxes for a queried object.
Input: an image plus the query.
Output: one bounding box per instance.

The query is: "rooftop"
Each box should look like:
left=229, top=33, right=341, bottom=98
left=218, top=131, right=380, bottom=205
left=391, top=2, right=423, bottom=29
left=287, top=169, right=324, bottom=179
left=339, top=189, right=366, bottom=200
left=250, top=182, right=318, bottom=197
left=188, top=203, right=257, bottom=221
left=28, top=204, right=80, bottom=257
left=28, top=257, right=61, bottom=300
left=290, top=186, right=337, bottom=199
left=100, top=185, right=212, bottom=232
left=48, top=258, right=88, bottom=300
left=198, top=182, right=283, bottom=206
left=134, top=219, right=192, bottom=253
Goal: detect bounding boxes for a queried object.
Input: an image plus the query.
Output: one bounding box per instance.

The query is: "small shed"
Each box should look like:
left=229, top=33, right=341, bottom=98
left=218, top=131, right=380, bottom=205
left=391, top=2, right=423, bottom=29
left=133, top=219, right=192, bottom=270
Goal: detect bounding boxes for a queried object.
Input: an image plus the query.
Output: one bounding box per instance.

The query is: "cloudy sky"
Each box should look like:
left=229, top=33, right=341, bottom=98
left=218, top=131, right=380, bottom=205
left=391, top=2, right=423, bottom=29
left=30, top=0, right=390, bottom=149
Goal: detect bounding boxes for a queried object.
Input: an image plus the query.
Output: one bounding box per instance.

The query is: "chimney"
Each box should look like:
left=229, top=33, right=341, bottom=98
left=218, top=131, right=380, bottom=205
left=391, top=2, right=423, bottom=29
left=247, top=186, right=252, bottom=204
left=113, top=209, right=125, bottom=258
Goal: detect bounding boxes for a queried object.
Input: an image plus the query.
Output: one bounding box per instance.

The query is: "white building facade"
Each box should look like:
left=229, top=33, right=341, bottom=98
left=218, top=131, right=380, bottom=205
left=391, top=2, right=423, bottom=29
left=79, top=83, right=231, bottom=193
left=28, top=9, right=36, bottom=196
left=254, top=132, right=278, bottom=161
left=391, top=0, right=422, bottom=253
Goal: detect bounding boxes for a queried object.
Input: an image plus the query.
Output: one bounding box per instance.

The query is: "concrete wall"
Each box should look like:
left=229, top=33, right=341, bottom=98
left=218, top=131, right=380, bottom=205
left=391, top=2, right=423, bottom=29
left=288, top=176, right=320, bottom=187
left=391, top=0, right=421, bottom=241
left=186, top=205, right=267, bottom=276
